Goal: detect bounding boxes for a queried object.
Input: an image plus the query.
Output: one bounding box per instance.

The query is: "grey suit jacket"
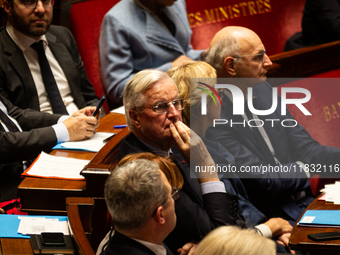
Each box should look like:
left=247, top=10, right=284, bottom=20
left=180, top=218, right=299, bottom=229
left=0, top=25, right=99, bottom=112
left=99, top=0, right=204, bottom=104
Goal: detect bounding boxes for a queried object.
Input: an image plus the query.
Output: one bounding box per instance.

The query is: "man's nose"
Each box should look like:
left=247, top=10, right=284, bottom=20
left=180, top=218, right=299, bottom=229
left=167, top=103, right=180, bottom=118
left=34, top=0, right=46, bottom=13
left=263, top=53, right=272, bottom=67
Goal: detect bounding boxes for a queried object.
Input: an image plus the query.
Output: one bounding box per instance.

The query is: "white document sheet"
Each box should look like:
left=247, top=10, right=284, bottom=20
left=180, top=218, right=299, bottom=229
left=60, top=132, right=115, bottom=152
left=110, top=106, right=125, bottom=114
left=320, top=181, right=340, bottom=204
left=18, top=217, right=70, bottom=235
left=25, top=152, right=89, bottom=179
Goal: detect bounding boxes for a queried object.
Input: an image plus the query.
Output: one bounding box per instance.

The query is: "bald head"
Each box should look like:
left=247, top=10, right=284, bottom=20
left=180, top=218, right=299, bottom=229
left=205, top=26, right=264, bottom=75
left=210, top=26, right=253, bottom=47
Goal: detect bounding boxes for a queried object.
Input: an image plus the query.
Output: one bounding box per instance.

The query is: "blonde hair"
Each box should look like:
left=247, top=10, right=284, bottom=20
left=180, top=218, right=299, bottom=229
left=168, top=62, right=217, bottom=126
left=195, top=226, right=276, bottom=255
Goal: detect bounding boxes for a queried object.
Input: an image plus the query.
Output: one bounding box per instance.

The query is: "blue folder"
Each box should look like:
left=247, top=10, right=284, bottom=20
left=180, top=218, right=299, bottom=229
left=298, top=210, right=340, bottom=227
left=0, top=215, right=68, bottom=239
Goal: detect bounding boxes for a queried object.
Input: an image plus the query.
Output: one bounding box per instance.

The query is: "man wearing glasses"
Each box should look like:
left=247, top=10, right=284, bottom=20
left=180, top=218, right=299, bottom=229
left=204, top=26, right=340, bottom=225
left=0, top=0, right=100, bottom=115
left=102, top=159, right=177, bottom=255
left=119, top=69, right=247, bottom=254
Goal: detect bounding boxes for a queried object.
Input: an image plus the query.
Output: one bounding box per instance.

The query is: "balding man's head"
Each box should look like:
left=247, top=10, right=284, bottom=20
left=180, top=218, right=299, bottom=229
left=204, top=26, right=271, bottom=79
left=209, top=26, right=255, bottom=48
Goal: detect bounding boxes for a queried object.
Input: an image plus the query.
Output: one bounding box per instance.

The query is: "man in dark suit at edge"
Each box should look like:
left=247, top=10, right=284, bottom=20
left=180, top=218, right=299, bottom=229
left=0, top=0, right=100, bottom=115
left=0, top=94, right=99, bottom=204
left=204, top=26, right=340, bottom=223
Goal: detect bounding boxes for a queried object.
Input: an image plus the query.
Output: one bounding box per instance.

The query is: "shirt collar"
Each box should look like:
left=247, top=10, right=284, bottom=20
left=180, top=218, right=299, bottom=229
left=6, top=23, right=48, bottom=51
left=131, top=238, right=167, bottom=255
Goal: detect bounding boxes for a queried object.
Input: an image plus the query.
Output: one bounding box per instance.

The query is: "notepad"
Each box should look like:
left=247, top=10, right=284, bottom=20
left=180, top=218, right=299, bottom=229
left=22, top=152, right=89, bottom=180
left=298, top=210, right=340, bottom=227
left=52, top=132, right=116, bottom=152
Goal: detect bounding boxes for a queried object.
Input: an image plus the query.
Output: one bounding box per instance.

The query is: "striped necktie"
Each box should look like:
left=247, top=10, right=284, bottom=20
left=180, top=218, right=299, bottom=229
left=0, top=108, right=20, bottom=132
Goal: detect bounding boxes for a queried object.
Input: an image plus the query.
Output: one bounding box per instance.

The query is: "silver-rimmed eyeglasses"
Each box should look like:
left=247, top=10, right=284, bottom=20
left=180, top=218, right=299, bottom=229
left=136, top=98, right=186, bottom=114
left=22, top=0, right=55, bottom=9
left=233, top=49, right=266, bottom=63
left=152, top=186, right=180, bottom=216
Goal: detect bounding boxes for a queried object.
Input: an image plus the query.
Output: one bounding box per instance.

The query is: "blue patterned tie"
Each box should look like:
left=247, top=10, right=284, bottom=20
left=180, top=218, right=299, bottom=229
left=31, top=41, right=68, bottom=114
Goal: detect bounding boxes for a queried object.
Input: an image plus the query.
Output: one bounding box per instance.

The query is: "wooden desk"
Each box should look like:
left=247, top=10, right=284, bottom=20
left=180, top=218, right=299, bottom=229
left=16, top=113, right=127, bottom=250
left=18, top=113, right=125, bottom=214
left=0, top=238, right=33, bottom=255
left=289, top=194, right=340, bottom=254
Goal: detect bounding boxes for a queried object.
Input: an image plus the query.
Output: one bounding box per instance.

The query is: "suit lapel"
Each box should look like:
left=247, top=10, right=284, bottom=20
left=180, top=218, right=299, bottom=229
left=171, top=147, right=204, bottom=206
left=46, top=32, right=80, bottom=99
left=1, top=29, right=40, bottom=110
left=144, top=8, right=184, bottom=54
left=221, top=96, right=261, bottom=151
left=120, top=134, right=204, bottom=207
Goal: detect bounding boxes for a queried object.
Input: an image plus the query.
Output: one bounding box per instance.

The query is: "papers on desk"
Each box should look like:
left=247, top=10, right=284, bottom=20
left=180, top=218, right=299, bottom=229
left=53, top=132, right=116, bottom=152
left=298, top=210, right=340, bottom=227
left=22, top=152, right=89, bottom=180
left=18, top=216, right=70, bottom=235
left=319, top=181, right=340, bottom=204
left=110, top=105, right=125, bottom=114
left=0, top=215, right=68, bottom=239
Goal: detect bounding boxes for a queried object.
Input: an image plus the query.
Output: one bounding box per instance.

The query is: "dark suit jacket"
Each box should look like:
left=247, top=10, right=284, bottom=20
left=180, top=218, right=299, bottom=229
left=101, top=231, right=173, bottom=255
left=285, top=0, right=340, bottom=51
left=119, top=133, right=246, bottom=254
left=0, top=95, right=61, bottom=202
left=0, top=25, right=99, bottom=112
left=202, top=137, right=267, bottom=228
left=206, top=82, right=340, bottom=219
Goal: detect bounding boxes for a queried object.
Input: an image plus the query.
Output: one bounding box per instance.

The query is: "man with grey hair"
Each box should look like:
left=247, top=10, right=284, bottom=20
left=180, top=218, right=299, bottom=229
left=102, top=159, right=176, bottom=255
left=119, top=69, right=254, bottom=254
left=204, top=26, right=340, bottom=224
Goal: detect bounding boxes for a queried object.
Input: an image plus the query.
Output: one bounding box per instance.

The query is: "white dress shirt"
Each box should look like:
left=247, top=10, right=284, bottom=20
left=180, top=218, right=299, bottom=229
left=6, top=24, right=79, bottom=115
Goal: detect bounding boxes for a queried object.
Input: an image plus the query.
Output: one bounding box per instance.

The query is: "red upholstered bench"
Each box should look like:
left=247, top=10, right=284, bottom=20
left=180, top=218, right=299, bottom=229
left=70, top=0, right=120, bottom=114
left=186, top=0, right=306, bottom=55
left=268, top=41, right=340, bottom=195
left=276, top=71, right=340, bottom=196
left=69, top=0, right=308, bottom=113
left=279, top=75, right=340, bottom=195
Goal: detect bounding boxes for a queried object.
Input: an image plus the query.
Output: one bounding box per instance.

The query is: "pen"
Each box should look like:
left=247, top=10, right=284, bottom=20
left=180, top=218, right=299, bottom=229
left=92, top=95, right=106, bottom=116
left=114, top=124, right=127, bottom=128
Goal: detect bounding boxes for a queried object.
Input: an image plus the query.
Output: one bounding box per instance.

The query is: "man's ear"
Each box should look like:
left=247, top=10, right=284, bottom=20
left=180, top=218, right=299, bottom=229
left=129, top=109, right=141, bottom=128
left=154, top=206, right=166, bottom=225
left=223, top=57, right=237, bottom=76
left=3, top=0, right=12, bottom=15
